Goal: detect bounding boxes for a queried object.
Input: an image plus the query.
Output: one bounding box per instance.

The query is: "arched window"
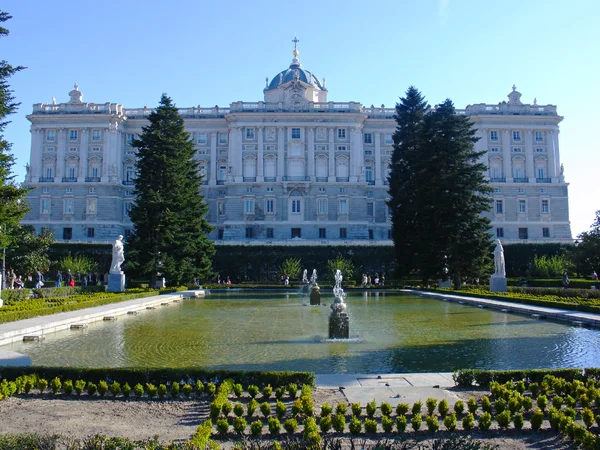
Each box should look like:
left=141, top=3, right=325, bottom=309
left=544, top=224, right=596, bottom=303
left=512, top=156, right=526, bottom=180
left=335, top=155, right=349, bottom=181
left=264, top=155, right=277, bottom=181
left=489, top=157, right=503, bottom=180
left=217, top=159, right=228, bottom=184
left=42, top=156, right=56, bottom=180
left=535, top=157, right=548, bottom=180
left=315, top=155, right=328, bottom=181
left=65, top=156, right=79, bottom=180
left=123, top=158, right=135, bottom=184
left=88, top=156, right=102, bottom=179
left=243, top=156, right=257, bottom=182
left=364, top=159, right=374, bottom=184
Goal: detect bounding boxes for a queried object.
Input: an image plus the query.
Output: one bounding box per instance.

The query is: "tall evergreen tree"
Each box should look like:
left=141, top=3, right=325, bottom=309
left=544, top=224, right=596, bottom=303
left=387, top=88, right=492, bottom=286
left=127, top=94, right=214, bottom=285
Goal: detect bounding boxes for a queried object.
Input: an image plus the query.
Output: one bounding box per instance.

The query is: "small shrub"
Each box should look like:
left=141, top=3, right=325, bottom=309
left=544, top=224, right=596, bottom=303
left=170, top=382, right=180, bottom=398
left=336, top=402, right=347, bottom=416
left=565, top=394, right=577, bottom=408
left=302, top=395, right=314, bottom=416
left=146, top=383, right=157, bottom=398
left=396, top=415, right=407, bottom=432
left=283, top=418, right=298, bottom=434
left=529, top=382, right=540, bottom=396
left=380, top=402, right=392, bottom=417
left=50, top=377, right=62, bottom=394
left=443, top=413, right=457, bottom=431
left=515, top=380, right=526, bottom=394
left=552, top=395, right=563, bottom=409
left=438, top=399, right=449, bottom=416
left=23, top=377, right=34, bottom=394
left=233, top=383, right=243, bottom=398
left=247, top=399, right=258, bottom=418
left=580, top=394, right=591, bottom=408
left=216, top=418, right=229, bottom=436
left=86, top=382, right=97, bottom=396
left=454, top=400, right=464, bottom=415
left=508, top=397, right=521, bottom=414
left=63, top=380, right=73, bottom=395
left=222, top=401, right=233, bottom=417
left=411, top=413, right=422, bottom=431
left=496, top=410, right=511, bottom=429
left=596, top=414, right=600, bottom=428
left=582, top=408, right=595, bottom=429
left=37, top=378, right=48, bottom=394
left=513, top=412, right=525, bottom=430
left=205, top=382, right=216, bottom=397
left=134, top=383, right=144, bottom=398
left=481, top=396, right=492, bottom=414
left=332, top=414, right=346, bottom=433
left=522, top=396, right=533, bottom=411
left=349, top=416, right=362, bottom=434
left=98, top=380, right=108, bottom=397
left=274, top=401, right=286, bottom=419
left=157, top=384, right=167, bottom=398
left=260, top=401, right=271, bottom=418
left=210, top=402, right=221, bottom=421
left=291, top=398, right=302, bottom=417
left=366, top=399, right=377, bottom=418
left=268, top=417, right=281, bottom=435
left=364, top=418, right=377, bottom=433
left=462, top=413, right=475, bottom=431
left=248, top=384, right=259, bottom=398
left=275, top=386, right=286, bottom=400
left=287, top=383, right=298, bottom=398
left=262, top=384, right=273, bottom=399
left=426, top=414, right=439, bottom=432
left=426, top=398, right=438, bottom=415
left=494, top=398, right=506, bottom=414
left=396, top=402, right=409, bottom=416
left=195, top=380, right=205, bottom=396
left=537, top=394, right=548, bottom=411
left=382, top=415, right=394, bottom=433
left=320, top=402, right=333, bottom=417
left=351, top=402, right=362, bottom=417
left=250, top=420, right=263, bottom=437
left=320, top=415, right=332, bottom=433
left=110, top=381, right=121, bottom=397
left=412, top=401, right=422, bottom=416
left=233, top=417, right=247, bottom=435
left=530, top=409, right=544, bottom=430
left=564, top=407, right=577, bottom=419
left=234, top=403, right=244, bottom=417
left=182, top=384, right=192, bottom=398
left=467, top=397, right=478, bottom=414
left=478, top=412, right=492, bottom=431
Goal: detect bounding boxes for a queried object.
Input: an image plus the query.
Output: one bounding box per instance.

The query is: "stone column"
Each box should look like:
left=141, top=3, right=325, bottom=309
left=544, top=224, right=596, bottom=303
left=307, top=127, right=315, bottom=181
left=277, top=126, right=285, bottom=181
left=209, top=132, right=217, bottom=186
left=108, top=124, right=121, bottom=183
left=478, top=128, right=489, bottom=166
left=328, top=128, right=335, bottom=182
left=502, top=130, right=511, bottom=182
left=350, top=126, right=363, bottom=181
left=548, top=130, right=557, bottom=181
left=55, top=128, right=66, bottom=181
left=374, top=131, right=381, bottom=185
left=79, top=128, right=89, bottom=182
left=257, top=126, right=264, bottom=182
left=29, top=127, right=43, bottom=182
left=230, top=127, right=243, bottom=182
left=525, top=130, right=535, bottom=181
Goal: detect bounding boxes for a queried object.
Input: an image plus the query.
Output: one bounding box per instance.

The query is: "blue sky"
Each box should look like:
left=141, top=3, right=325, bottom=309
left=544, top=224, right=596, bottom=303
left=2, top=0, right=599, bottom=237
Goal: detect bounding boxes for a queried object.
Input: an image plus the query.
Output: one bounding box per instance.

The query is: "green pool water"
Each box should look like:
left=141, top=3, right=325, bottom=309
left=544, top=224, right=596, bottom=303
left=6, top=291, right=600, bottom=373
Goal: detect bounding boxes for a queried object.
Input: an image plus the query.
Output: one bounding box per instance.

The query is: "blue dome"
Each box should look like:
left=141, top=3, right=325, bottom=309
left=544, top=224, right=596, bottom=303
left=265, top=60, right=325, bottom=91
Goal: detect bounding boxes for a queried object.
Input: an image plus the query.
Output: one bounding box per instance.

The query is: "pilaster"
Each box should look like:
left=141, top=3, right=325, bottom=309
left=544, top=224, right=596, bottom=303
left=328, top=128, right=335, bottom=182
left=374, top=131, right=381, bottom=185
left=307, top=127, right=315, bottom=181
left=108, top=124, right=120, bottom=183
left=30, top=128, right=43, bottom=182
left=277, top=126, right=285, bottom=181
left=79, top=128, right=89, bottom=182
left=350, top=126, right=363, bottom=181
left=210, top=132, right=217, bottom=186
left=525, top=130, right=535, bottom=181
left=231, top=127, right=243, bottom=182
left=55, top=128, right=66, bottom=180
left=257, top=126, right=264, bottom=181
left=551, top=130, right=560, bottom=182
left=502, top=130, right=511, bottom=182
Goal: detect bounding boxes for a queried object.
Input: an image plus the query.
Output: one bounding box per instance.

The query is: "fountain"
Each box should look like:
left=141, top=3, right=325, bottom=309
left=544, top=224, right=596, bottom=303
left=301, top=269, right=310, bottom=295
left=309, top=269, right=321, bottom=305
left=329, top=269, right=349, bottom=339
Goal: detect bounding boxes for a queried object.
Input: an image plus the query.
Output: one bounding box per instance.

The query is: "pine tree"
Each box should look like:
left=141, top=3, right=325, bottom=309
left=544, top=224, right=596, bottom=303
left=387, top=88, right=492, bottom=286
left=127, top=94, right=214, bottom=286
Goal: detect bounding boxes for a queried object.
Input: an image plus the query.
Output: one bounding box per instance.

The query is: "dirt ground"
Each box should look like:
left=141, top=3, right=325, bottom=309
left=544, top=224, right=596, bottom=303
left=0, top=389, right=573, bottom=449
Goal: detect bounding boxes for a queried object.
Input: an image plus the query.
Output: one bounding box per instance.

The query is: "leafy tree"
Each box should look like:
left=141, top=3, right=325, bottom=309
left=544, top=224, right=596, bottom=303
left=571, top=211, right=600, bottom=277
left=387, top=87, right=492, bottom=287
left=126, top=94, right=214, bottom=286
left=59, top=254, right=97, bottom=275
left=5, top=226, right=54, bottom=275
left=279, top=257, right=302, bottom=280
left=326, top=255, right=355, bottom=282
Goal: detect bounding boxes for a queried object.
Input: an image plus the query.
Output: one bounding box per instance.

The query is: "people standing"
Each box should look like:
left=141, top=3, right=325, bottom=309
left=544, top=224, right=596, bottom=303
left=64, top=269, right=73, bottom=287
left=55, top=270, right=63, bottom=287
left=562, top=271, right=570, bottom=289
left=7, top=269, right=15, bottom=289
left=35, top=269, right=43, bottom=288
left=593, top=271, right=598, bottom=281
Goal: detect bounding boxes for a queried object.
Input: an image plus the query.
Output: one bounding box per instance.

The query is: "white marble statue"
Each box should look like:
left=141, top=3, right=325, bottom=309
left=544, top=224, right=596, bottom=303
left=333, top=269, right=346, bottom=302
left=310, top=269, right=317, bottom=284
left=493, top=239, right=506, bottom=277
left=110, top=235, right=125, bottom=274
left=302, top=269, right=308, bottom=283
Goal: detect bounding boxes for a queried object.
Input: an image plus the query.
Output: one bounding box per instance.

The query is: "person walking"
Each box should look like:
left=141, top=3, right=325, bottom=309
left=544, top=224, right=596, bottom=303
left=562, top=271, right=570, bottom=289
left=7, top=269, right=15, bottom=289
left=54, top=270, right=62, bottom=287
left=35, top=269, right=44, bottom=288
left=64, top=269, right=73, bottom=287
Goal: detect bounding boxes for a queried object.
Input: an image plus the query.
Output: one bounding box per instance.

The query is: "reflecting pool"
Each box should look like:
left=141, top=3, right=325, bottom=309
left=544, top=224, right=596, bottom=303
left=6, top=291, right=600, bottom=373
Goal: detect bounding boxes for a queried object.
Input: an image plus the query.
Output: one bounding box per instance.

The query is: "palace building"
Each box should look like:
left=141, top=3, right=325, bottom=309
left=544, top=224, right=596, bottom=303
left=21, top=44, right=572, bottom=245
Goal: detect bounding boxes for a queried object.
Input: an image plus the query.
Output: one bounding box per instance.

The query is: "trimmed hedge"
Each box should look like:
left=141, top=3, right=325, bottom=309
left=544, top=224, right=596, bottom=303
left=452, top=368, right=600, bottom=387
left=0, top=367, right=315, bottom=388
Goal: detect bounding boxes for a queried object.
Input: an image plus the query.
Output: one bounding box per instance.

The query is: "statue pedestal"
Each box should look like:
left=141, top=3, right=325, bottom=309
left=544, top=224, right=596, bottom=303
left=108, top=273, right=126, bottom=292
left=438, top=279, right=452, bottom=288
left=310, top=285, right=321, bottom=305
left=329, top=312, right=349, bottom=339
left=489, top=274, right=507, bottom=293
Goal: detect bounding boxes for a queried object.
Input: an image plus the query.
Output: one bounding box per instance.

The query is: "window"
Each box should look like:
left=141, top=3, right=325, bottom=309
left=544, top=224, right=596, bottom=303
left=518, top=188, right=524, bottom=193
left=217, top=201, right=225, bottom=216
left=368, top=229, right=374, bottom=240
left=513, top=131, right=521, bottom=141
left=65, top=187, right=73, bottom=194
left=291, top=228, right=301, bottom=238
left=42, top=188, right=49, bottom=193
left=40, top=199, right=49, bottom=213
left=387, top=229, right=392, bottom=239
left=494, top=188, right=502, bottom=193
left=45, top=167, right=53, bottom=178
left=123, top=202, right=132, bottom=217
left=91, top=146, right=101, bottom=152
left=245, top=227, right=254, bottom=239
left=245, top=199, right=254, bottom=214
left=535, top=131, right=544, bottom=142
left=519, top=228, right=528, bottom=239
left=366, top=190, right=373, bottom=197
left=364, top=150, right=373, bottom=155
left=68, top=147, right=77, bottom=152
left=490, top=147, right=499, bottom=152
left=319, top=187, right=325, bottom=192
left=291, top=128, right=300, bottom=139
left=267, top=187, right=274, bottom=192
left=218, top=133, right=228, bottom=144
left=541, top=199, right=549, bottom=214
left=87, top=198, right=97, bottom=214
left=339, top=187, right=346, bottom=193
left=513, top=147, right=523, bottom=153
left=266, top=228, right=274, bottom=239
left=218, top=165, right=227, bottom=181
left=540, top=188, right=548, bottom=194
left=246, top=187, right=253, bottom=193
left=518, top=199, right=526, bottom=213
left=125, top=166, right=134, bottom=182
left=245, top=128, right=255, bottom=140
left=537, top=167, right=546, bottom=179
left=125, top=190, right=133, bottom=197
left=126, top=134, right=135, bottom=145
left=490, top=130, right=498, bottom=141
left=197, top=133, right=207, bottom=144
left=317, top=198, right=327, bottom=215
left=337, top=145, right=347, bottom=151
left=89, top=187, right=95, bottom=193
left=542, top=227, right=550, bottom=238
left=340, top=228, right=347, bottom=239
left=265, top=199, right=274, bottom=214
left=339, top=198, right=348, bottom=214
left=291, top=199, right=301, bottom=213
left=46, top=130, right=56, bottom=141
left=69, top=130, right=78, bottom=141
left=315, top=144, right=327, bottom=151
left=68, top=167, right=76, bottom=178
left=367, top=202, right=374, bottom=217
left=217, top=228, right=224, bottom=240
left=364, top=133, right=372, bottom=144
left=495, top=199, right=503, bottom=214
left=63, top=227, right=72, bottom=240
left=45, top=147, right=55, bottom=152
left=92, top=130, right=101, bottom=141
left=536, top=148, right=545, bottom=153
left=365, top=165, right=373, bottom=183
left=384, top=134, right=393, bottom=145
left=91, top=167, right=99, bottom=177
left=337, top=128, right=346, bottom=139
left=87, top=227, right=95, bottom=238
left=319, top=228, right=326, bottom=238
left=496, top=227, right=504, bottom=238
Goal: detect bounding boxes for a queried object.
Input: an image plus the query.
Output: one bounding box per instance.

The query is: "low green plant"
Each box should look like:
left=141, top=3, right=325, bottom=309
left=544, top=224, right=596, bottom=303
left=320, top=414, right=332, bottom=433
left=98, top=380, right=108, bottom=397
left=366, top=399, right=377, bottom=418
left=72, top=379, right=84, bottom=396
left=247, top=384, right=259, bottom=398
left=397, top=415, right=407, bottom=432
left=302, top=395, right=314, bottom=416
left=233, top=416, right=247, bottom=435
left=378, top=401, right=391, bottom=417
left=552, top=395, right=564, bottom=409
left=209, top=401, right=221, bottom=421
left=37, top=378, right=48, bottom=393
left=24, top=377, right=35, bottom=394
left=332, top=414, right=346, bottom=433
left=233, top=383, right=243, bottom=397
left=247, top=399, right=258, bottom=418
left=564, top=407, right=577, bottom=419
left=478, top=412, right=492, bottom=431
left=216, top=418, right=229, bottom=436
left=454, top=400, right=465, bottom=415
left=462, top=413, right=475, bottom=431
left=291, top=398, right=302, bottom=417
left=146, top=383, right=157, bottom=398
left=380, top=415, right=393, bottom=433
left=515, top=380, right=526, bottom=394
left=109, top=381, right=121, bottom=397
left=262, top=384, right=272, bottom=399
left=349, top=416, right=362, bottom=434
left=522, top=396, right=533, bottom=411
left=170, top=382, right=179, bottom=397
left=565, top=394, right=577, bottom=408
left=582, top=408, right=595, bottom=429
left=233, top=403, right=244, bottom=417
left=444, top=413, right=457, bottom=431
left=320, top=402, right=332, bottom=417
left=496, top=410, right=511, bottom=429
left=283, top=418, right=298, bottom=434
left=49, top=377, right=61, bottom=394
left=336, top=402, right=347, bottom=416
left=411, top=413, right=422, bottom=431
left=508, top=396, right=522, bottom=414
left=157, top=384, right=167, bottom=398
left=438, top=399, right=449, bottom=416
left=275, top=386, right=286, bottom=400
left=222, top=401, right=233, bottom=417
left=260, top=401, right=271, bottom=418
left=182, top=384, right=192, bottom=398
left=268, top=417, right=280, bottom=435
left=250, top=420, right=263, bottom=437
left=513, top=412, right=525, bottom=430
left=426, top=414, right=439, bottom=432
left=205, top=382, right=216, bottom=397
left=195, top=380, right=205, bottom=396
left=303, top=417, right=320, bottom=446
left=580, top=394, right=591, bottom=408
left=481, top=396, right=492, bottom=414
left=351, top=402, right=362, bottom=417
left=412, top=401, right=422, bottom=416
left=529, top=382, right=540, bottom=396
left=426, top=398, right=437, bottom=415
left=134, top=383, right=144, bottom=398
left=396, top=402, right=409, bottom=416
left=122, top=382, right=131, bottom=398
left=287, top=383, right=298, bottom=398
left=63, top=380, right=73, bottom=395
left=537, top=394, right=548, bottom=411
left=364, top=418, right=377, bottom=433
left=494, top=397, right=506, bottom=414
left=531, top=409, right=544, bottom=430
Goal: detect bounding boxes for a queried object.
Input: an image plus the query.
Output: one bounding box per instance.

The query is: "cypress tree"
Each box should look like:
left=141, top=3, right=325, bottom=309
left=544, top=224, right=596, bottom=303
left=127, top=94, right=214, bottom=286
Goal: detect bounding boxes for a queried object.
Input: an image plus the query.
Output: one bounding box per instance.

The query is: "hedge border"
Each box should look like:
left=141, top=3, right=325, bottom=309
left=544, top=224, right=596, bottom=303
left=452, top=367, right=600, bottom=387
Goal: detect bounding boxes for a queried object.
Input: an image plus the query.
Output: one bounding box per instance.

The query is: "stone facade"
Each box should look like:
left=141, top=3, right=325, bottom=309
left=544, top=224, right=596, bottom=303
left=21, top=53, right=571, bottom=245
